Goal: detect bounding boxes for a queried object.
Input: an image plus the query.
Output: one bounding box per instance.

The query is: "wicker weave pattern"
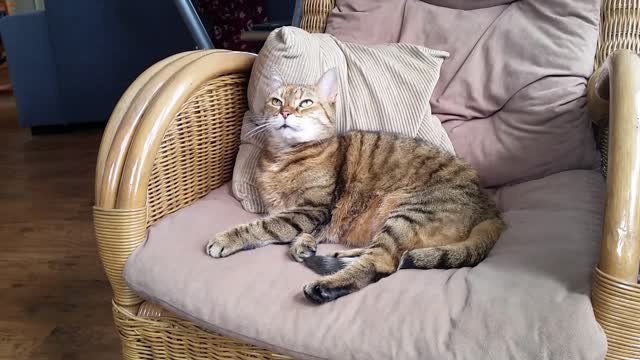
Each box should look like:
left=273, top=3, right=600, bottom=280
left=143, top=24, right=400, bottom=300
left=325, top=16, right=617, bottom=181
left=592, top=268, right=640, bottom=360
left=596, top=0, right=640, bottom=67
left=113, top=303, right=293, bottom=360
left=146, top=74, right=248, bottom=226
left=594, top=0, right=640, bottom=174
left=94, top=207, right=147, bottom=306
left=300, top=0, right=335, bottom=33
left=597, top=126, right=609, bottom=175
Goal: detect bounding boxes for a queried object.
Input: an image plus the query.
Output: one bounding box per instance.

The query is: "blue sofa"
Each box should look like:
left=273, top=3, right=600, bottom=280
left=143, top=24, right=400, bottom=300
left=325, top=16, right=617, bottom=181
left=0, top=0, right=195, bottom=129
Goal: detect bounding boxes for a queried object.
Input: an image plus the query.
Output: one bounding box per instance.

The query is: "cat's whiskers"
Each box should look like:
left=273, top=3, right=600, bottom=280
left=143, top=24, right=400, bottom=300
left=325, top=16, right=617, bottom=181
left=244, top=122, right=274, bottom=139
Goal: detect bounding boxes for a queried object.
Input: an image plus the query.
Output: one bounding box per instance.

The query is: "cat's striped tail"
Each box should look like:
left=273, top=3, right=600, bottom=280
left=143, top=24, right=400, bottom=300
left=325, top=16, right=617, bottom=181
left=398, top=217, right=505, bottom=270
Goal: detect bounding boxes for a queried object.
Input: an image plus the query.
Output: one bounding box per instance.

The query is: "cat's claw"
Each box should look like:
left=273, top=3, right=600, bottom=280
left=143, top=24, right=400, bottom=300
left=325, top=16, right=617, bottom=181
left=206, top=233, right=243, bottom=258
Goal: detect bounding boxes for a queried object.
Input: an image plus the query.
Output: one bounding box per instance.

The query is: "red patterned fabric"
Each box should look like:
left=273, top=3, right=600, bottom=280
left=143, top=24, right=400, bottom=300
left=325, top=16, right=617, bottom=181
left=197, top=0, right=268, bottom=52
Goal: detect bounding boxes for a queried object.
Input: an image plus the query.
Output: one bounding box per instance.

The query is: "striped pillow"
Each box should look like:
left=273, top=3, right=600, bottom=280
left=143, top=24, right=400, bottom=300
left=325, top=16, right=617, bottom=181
left=232, top=27, right=453, bottom=213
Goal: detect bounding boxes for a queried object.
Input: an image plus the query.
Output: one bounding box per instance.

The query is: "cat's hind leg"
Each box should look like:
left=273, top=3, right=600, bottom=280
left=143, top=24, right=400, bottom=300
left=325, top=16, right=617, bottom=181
left=302, top=245, right=397, bottom=304
left=302, top=220, right=409, bottom=303
left=301, top=211, right=419, bottom=303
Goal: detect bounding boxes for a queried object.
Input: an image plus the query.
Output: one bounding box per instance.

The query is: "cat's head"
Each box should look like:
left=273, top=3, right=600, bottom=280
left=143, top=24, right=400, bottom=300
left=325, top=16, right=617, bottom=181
left=260, top=68, right=338, bottom=147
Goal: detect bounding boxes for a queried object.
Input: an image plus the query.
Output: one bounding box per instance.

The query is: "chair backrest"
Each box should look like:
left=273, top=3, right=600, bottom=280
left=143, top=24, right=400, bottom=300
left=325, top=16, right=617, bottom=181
left=299, top=0, right=639, bottom=68
left=299, top=0, right=335, bottom=33
left=595, top=1, right=640, bottom=67
left=298, top=0, right=640, bottom=177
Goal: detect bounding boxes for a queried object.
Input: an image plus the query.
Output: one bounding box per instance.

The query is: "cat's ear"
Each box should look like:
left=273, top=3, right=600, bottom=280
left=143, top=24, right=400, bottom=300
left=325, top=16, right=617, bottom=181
left=316, top=68, right=338, bottom=103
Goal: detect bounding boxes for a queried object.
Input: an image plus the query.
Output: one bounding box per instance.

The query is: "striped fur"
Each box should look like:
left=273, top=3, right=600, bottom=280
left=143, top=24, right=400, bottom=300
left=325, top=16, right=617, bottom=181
left=207, top=69, right=505, bottom=304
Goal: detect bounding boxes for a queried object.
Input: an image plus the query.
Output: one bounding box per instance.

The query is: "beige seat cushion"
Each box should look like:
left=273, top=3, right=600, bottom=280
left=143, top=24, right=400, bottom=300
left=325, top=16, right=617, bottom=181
left=125, top=170, right=607, bottom=360
left=232, top=26, right=453, bottom=213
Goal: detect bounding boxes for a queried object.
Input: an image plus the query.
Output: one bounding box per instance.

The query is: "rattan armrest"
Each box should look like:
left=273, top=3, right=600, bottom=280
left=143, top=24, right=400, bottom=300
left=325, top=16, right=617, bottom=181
left=93, top=50, right=256, bottom=307
left=588, top=50, right=640, bottom=358
left=587, top=49, right=640, bottom=283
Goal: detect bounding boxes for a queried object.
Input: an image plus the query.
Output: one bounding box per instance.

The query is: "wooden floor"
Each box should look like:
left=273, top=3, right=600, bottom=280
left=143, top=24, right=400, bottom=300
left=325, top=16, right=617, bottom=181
left=0, top=95, right=121, bottom=359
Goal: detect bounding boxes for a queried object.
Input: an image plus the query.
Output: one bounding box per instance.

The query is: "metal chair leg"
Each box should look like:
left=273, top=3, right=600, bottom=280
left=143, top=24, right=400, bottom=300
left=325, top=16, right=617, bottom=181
left=173, top=0, right=214, bottom=50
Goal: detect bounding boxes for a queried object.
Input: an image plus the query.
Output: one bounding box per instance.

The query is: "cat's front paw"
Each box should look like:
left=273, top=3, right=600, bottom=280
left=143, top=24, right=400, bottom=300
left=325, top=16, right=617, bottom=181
left=289, top=233, right=317, bottom=262
left=206, top=232, right=244, bottom=258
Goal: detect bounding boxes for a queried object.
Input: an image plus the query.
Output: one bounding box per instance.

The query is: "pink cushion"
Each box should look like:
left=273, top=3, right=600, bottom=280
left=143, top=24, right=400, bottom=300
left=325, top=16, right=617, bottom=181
left=325, top=0, right=601, bottom=187
left=124, top=170, right=607, bottom=359
left=421, top=0, right=515, bottom=9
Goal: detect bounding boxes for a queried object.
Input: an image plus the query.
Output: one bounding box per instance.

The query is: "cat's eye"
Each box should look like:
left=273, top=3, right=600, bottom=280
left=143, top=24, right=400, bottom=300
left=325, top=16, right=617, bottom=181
left=299, top=99, right=314, bottom=108
left=270, top=98, right=282, bottom=106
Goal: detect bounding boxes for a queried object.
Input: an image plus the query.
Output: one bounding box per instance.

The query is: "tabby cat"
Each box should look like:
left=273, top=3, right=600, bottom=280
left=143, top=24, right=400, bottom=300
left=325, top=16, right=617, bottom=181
left=206, top=68, right=504, bottom=304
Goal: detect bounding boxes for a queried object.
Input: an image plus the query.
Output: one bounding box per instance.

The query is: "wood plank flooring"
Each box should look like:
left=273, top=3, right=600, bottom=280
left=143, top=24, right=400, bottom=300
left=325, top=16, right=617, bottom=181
left=0, top=95, right=121, bottom=359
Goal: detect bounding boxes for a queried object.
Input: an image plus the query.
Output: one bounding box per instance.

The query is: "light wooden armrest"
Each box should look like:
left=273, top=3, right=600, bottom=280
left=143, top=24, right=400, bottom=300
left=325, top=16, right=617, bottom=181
left=93, top=50, right=256, bottom=306
left=588, top=51, right=640, bottom=359
left=96, top=50, right=205, bottom=209
left=588, top=49, right=640, bottom=283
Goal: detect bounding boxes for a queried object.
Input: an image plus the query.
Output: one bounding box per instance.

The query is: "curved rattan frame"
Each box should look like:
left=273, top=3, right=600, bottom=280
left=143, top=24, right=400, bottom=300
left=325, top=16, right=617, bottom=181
left=588, top=49, right=640, bottom=360
left=93, top=1, right=640, bottom=359
left=93, top=50, right=283, bottom=359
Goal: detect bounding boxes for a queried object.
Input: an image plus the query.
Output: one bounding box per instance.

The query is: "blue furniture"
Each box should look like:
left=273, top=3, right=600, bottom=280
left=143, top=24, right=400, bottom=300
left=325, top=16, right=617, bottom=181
left=0, top=0, right=195, bottom=130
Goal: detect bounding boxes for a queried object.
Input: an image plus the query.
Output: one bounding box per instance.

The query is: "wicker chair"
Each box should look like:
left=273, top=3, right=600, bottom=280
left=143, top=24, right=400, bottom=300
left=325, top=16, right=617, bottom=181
left=93, top=1, right=640, bottom=359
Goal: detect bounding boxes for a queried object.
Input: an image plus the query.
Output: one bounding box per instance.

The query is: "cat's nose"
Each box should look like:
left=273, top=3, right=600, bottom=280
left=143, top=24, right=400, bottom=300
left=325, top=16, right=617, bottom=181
left=281, top=111, right=290, bottom=119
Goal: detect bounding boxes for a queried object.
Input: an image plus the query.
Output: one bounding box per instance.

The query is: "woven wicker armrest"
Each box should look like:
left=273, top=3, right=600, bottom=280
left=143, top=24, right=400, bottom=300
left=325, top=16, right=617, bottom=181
left=587, top=49, right=640, bottom=357
left=93, top=50, right=256, bottom=307
left=587, top=49, right=640, bottom=282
